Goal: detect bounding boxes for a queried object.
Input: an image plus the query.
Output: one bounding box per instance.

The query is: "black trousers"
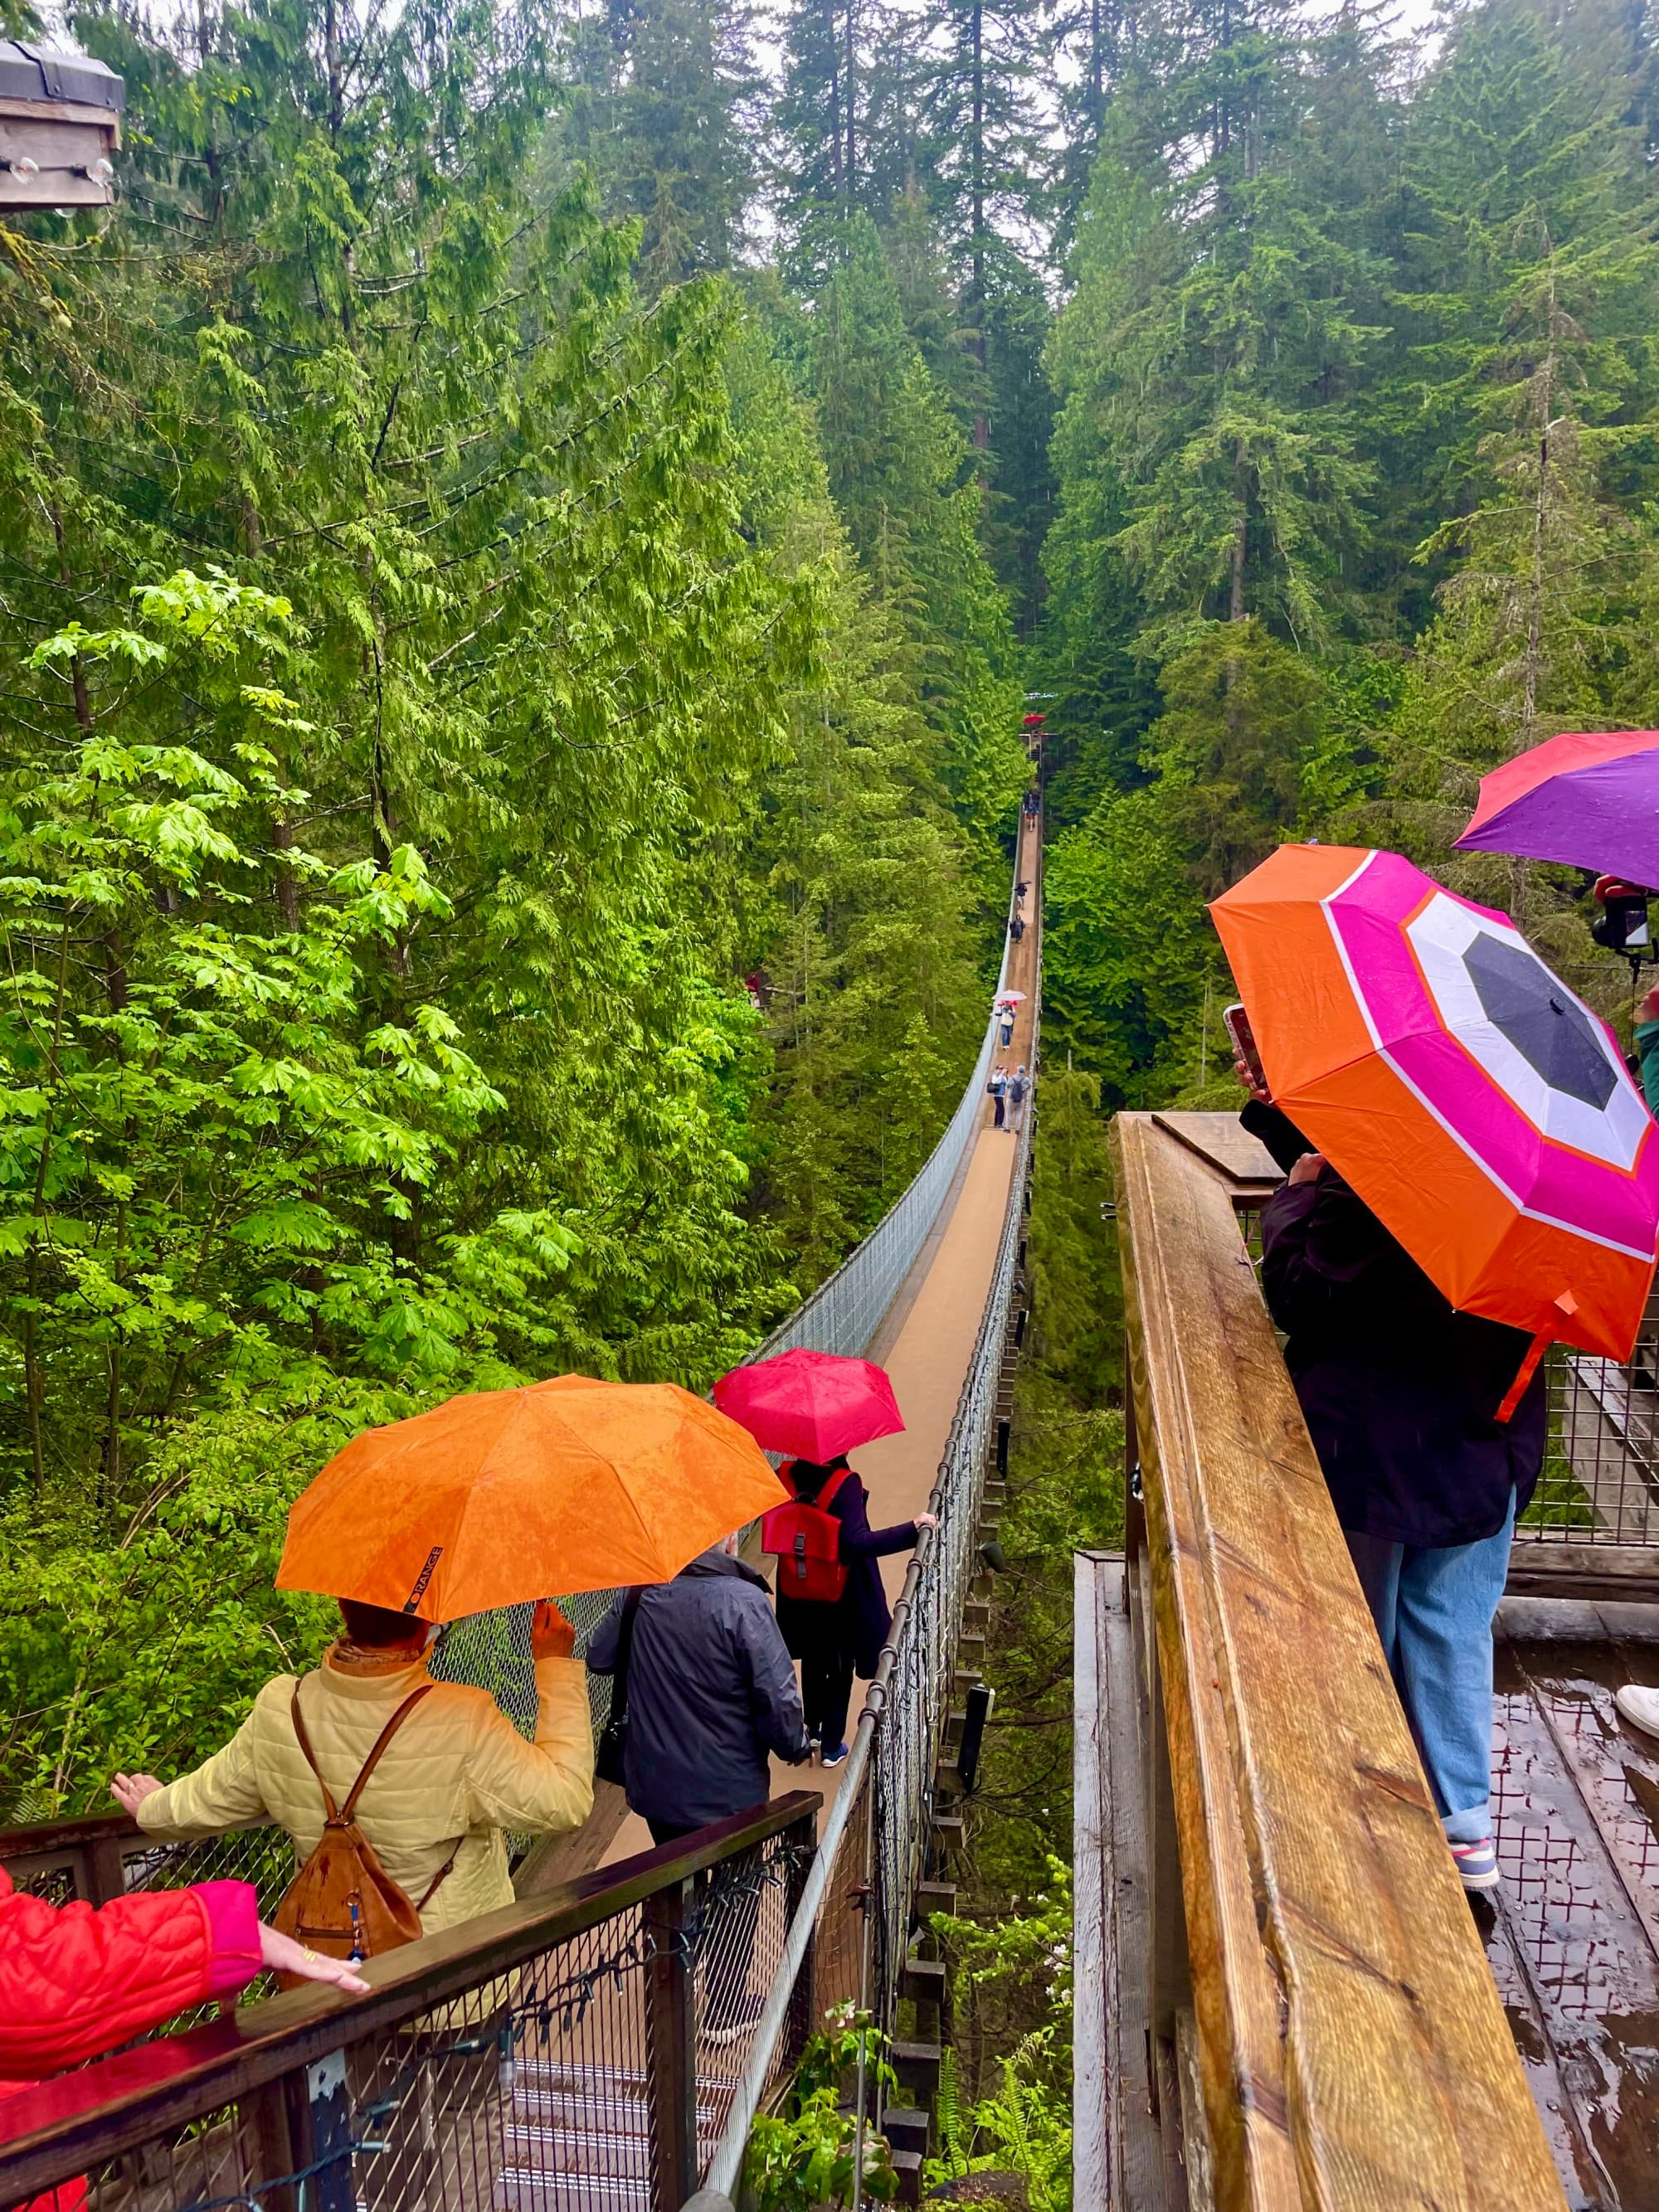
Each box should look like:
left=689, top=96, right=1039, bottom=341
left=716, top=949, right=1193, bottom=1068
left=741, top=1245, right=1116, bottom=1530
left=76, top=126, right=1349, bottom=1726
left=802, top=1646, right=854, bottom=1751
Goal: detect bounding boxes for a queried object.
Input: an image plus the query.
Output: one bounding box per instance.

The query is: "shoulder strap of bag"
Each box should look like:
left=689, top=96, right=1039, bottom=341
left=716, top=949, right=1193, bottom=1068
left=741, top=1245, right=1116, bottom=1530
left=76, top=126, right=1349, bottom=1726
left=613, top=1587, right=643, bottom=1705
left=817, top=1466, right=854, bottom=1511
left=289, top=1679, right=435, bottom=1825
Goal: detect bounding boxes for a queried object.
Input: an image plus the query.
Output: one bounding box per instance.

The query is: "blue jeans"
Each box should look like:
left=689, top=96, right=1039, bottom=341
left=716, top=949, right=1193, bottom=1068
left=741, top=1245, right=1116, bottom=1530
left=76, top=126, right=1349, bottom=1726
left=1344, top=1490, right=1515, bottom=1844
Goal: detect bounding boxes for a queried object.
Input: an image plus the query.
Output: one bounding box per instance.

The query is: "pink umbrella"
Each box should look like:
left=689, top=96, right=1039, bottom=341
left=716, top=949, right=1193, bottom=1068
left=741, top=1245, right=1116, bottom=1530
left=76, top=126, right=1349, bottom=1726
left=713, top=1349, right=905, bottom=1463
left=995, top=990, right=1026, bottom=1008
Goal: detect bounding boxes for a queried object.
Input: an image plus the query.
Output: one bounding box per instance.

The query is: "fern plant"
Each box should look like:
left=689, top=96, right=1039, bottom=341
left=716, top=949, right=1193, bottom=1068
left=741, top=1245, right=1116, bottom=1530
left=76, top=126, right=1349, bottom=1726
left=923, top=2034, right=1073, bottom=2212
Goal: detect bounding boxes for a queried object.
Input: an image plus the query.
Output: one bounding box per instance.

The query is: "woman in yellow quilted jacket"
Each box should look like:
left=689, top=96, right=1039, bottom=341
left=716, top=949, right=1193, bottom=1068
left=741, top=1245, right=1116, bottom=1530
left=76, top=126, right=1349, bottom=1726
left=109, top=1597, right=595, bottom=1937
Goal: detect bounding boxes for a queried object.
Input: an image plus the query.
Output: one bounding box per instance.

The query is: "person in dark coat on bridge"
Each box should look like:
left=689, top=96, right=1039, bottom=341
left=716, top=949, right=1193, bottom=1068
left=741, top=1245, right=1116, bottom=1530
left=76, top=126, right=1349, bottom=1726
left=589, top=1534, right=810, bottom=2044
left=772, top=1458, right=937, bottom=1768
left=1240, top=1089, right=1546, bottom=1894
left=587, top=1533, right=810, bottom=1844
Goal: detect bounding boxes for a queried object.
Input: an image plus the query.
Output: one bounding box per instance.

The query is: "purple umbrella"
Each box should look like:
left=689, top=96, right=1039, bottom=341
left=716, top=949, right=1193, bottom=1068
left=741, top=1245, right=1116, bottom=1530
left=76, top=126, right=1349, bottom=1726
left=1456, top=729, right=1659, bottom=889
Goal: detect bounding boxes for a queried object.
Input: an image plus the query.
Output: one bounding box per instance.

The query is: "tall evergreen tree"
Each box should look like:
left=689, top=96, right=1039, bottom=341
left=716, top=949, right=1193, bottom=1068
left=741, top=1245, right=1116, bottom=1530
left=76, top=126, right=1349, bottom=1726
left=807, top=217, right=1030, bottom=858
left=559, top=0, right=761, bottom=282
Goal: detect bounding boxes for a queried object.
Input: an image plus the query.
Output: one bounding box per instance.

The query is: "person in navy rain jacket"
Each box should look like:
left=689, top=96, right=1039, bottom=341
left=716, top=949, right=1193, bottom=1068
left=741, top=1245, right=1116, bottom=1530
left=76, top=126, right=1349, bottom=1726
left=586, top=1534, right=810, bottom=1841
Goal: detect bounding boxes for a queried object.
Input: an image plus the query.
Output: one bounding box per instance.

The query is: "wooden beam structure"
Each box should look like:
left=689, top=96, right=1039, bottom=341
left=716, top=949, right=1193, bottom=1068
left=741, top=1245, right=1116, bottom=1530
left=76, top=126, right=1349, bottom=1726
left=1099, top=1111, right=1565, bottom=2210
left=0, top=43, right=123, bottom=210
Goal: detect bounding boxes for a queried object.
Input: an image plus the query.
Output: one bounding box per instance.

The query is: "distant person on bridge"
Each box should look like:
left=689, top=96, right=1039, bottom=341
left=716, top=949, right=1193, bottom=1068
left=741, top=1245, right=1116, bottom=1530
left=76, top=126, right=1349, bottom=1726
left=1007, top=1065, right=1029, bottom=1135
left=987, top=1064, right=1008, bottom=1125
left=111, top=1597, right=594, bottom=1957
left=771, top=1457, right=937, bottom=1768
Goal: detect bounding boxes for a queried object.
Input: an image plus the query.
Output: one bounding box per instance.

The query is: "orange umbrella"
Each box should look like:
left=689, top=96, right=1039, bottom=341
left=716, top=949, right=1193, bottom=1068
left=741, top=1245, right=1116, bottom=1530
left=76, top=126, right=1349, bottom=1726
left=276, top=1375, right=791, bottom=1620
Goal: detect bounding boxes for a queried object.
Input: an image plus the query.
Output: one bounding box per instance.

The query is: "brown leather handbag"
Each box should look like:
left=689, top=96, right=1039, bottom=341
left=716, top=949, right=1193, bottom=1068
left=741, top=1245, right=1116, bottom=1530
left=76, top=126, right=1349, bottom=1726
left=270, top=1680, right=459, bottom=1986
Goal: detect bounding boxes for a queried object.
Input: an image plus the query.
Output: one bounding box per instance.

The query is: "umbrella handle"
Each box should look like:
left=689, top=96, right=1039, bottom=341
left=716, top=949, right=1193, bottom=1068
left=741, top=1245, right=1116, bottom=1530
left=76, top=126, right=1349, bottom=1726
left=1495, top=1330, right=1551, bottom=1425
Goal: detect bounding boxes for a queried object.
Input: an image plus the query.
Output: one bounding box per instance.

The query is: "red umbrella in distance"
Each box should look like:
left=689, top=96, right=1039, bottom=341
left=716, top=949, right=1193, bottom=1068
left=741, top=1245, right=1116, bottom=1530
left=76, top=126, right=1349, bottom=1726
left=713, top=1349, right=905, bottom=1463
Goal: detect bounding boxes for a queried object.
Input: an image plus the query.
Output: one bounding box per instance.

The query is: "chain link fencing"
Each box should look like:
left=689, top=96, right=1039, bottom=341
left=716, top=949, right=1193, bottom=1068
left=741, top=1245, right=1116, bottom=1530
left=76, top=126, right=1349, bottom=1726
left=2, top=1805, right=817, bottom=2212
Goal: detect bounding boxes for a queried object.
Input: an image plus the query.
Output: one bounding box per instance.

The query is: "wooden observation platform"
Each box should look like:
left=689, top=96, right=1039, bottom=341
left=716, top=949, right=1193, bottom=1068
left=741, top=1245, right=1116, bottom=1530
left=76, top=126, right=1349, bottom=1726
left=1076, top=1111, right=1659, bottom=2210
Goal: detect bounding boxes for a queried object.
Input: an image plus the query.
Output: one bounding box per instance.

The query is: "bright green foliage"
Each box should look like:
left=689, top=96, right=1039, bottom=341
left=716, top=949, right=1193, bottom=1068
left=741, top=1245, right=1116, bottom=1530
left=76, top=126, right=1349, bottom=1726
left=927, top=2043, right=1073, bottom=2212
left=1039, top=0, right=1659, bottom=1104
left=1043, top=794, right=1206, bottom=1101
left=746, top=2008, right=899, bottom=2210
left=723, top=314, right=990, bottom=1277
left=556, top=0, right=761, bottom=286
left=0, top=0, right=1013, bottom=1811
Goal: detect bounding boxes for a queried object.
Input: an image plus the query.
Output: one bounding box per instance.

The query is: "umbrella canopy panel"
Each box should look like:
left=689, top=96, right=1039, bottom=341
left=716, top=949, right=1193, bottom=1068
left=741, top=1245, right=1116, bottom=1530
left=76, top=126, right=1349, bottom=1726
left=1212, top=844, right=1659, bottom=1359
left=277, top=1374, right=790, bottom=1620
left=1455, top=728, right=1659, bottom=890
left=713, top=1348, right=905, bottom=1463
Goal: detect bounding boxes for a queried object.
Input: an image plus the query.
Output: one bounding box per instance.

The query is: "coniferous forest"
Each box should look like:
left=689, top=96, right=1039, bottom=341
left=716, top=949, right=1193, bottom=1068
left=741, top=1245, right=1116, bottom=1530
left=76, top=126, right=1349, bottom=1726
left=3, top=0, right=1659, bottom=1826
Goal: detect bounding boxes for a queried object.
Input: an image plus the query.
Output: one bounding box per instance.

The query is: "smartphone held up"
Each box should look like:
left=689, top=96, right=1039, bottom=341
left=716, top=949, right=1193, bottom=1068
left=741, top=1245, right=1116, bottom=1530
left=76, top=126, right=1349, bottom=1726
left=1224, top=1002, right=1269, bottom=1101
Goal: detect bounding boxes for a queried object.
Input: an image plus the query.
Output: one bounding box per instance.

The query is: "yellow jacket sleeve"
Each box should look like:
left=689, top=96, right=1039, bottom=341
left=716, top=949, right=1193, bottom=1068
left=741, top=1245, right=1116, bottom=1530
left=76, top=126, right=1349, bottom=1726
left=462, top=1655, right=594, bottom=1836
left=134, top=1682, right=283, bottom=1839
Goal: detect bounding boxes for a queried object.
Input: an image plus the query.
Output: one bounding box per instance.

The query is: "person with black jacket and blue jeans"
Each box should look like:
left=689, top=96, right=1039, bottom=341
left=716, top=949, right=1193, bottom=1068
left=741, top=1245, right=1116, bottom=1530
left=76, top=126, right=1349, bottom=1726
left=1243, top=1091, right=1546, bottom=1893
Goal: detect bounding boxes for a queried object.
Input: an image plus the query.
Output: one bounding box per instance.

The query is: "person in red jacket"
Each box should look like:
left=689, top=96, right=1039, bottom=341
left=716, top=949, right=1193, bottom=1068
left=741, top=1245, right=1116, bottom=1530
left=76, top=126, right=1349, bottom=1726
left=0, top=1863, right=367, bottom=2212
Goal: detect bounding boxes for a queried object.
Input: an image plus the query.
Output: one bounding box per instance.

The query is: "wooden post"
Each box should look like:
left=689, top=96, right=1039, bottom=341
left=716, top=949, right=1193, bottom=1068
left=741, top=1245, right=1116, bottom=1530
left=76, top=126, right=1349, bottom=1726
left=303, top=2051, right=355, bottom=2212
left=84, top=1834, right=129, bottom=1908
left=645, top=1878, right=698, bottom=2210
left=241, top=2069, right=305, bottom=2212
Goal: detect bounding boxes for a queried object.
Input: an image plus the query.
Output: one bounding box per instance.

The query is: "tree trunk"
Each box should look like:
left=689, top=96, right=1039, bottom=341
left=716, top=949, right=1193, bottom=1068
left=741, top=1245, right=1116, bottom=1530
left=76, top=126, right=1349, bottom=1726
left=844, top=0, right=857, bottom=201
left=825, top=0, right=844, bottom=202
left=971, top=0, right=988, bottom=449
left=274, top=813, right=300, bottom=931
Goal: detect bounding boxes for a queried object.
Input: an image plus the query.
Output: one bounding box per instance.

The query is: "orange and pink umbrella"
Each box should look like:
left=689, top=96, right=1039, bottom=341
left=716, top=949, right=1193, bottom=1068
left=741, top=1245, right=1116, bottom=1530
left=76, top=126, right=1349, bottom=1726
left=1212, top=844, right=1659, bottom=1393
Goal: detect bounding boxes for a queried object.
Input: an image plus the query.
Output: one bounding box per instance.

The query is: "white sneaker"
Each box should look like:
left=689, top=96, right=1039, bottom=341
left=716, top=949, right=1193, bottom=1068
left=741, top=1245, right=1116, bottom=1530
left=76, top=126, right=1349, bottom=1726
left=1615, top=1685, right=1659, bottom=1738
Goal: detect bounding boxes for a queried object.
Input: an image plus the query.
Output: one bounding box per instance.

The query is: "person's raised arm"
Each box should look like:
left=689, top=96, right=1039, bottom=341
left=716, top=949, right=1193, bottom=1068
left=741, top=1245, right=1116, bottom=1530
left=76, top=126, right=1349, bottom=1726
left=0, top=1878, right=365, bottom=2078
left=834, top=1475, right=934, bottom=1560
left=464, top=1601, right=595, bottom=1836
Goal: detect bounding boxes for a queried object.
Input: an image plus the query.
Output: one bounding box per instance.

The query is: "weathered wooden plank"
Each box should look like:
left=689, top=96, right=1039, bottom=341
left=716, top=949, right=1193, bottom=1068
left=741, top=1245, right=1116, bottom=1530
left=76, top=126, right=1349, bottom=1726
left=1149, top=1112, right=1282, bottom=1197
left=1074, top=1552, right=1110, bottom=2212
left=1103, top=1556, right=1164, bottom=2210
left=1112, top=1112, right=1564, bottom=2212
left=1506, top=1542, right=1659, bottom=1604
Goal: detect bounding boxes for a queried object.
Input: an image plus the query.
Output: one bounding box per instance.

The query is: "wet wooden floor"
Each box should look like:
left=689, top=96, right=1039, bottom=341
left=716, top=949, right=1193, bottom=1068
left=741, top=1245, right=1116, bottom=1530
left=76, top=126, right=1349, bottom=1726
left=1485, top=1601, right=1659, bottom=2205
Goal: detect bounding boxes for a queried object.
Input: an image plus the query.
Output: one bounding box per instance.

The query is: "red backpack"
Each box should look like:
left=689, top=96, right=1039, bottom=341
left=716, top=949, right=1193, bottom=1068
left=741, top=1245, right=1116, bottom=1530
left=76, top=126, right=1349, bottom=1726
left=762, top=1463, right=854, bottom=1602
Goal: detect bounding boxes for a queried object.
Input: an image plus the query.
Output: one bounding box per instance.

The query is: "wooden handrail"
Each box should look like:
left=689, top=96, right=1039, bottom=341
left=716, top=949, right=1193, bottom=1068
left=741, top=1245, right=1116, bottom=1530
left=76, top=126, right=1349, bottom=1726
left=1112, top=1113, right=1564, bottom=2210
left=0, top=1789, right=820, bottom=2208
left=0, top=1809, right=140, bottom=1858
